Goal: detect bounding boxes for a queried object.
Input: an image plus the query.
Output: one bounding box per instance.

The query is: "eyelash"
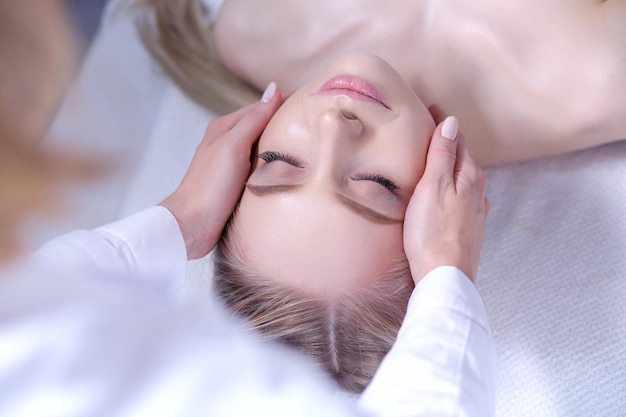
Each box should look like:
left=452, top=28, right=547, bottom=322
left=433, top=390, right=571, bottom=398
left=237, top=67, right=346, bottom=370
left=258, top=151, right=304, bottom=168
left=352, top=173, right=400, bottom=193
left=259, top=151, right=399, bottom=193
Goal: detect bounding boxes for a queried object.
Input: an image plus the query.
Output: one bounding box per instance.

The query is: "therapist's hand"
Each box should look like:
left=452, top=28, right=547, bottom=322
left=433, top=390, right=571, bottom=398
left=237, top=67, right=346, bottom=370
left=161, top=83, right=282, bottom=259
left=403, top=110, right=490, bottom=284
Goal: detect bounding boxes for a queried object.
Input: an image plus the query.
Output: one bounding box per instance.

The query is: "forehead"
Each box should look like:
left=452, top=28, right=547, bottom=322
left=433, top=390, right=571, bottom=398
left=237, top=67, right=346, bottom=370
left=232, top=189, right=405, bottom=296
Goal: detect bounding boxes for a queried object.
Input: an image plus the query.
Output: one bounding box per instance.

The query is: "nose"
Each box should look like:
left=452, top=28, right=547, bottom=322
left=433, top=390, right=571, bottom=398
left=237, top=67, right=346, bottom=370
left=307, top=107, right=366, bottom=186
left=316, top=107, right=364, bottom=141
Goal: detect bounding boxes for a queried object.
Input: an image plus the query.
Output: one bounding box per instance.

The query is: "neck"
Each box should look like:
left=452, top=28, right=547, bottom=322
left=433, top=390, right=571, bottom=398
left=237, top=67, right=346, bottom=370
left=214, top=0, right=437, bottom=101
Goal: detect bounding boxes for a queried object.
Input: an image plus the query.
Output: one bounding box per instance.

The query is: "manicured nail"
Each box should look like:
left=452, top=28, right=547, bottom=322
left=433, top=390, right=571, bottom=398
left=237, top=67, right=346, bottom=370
left=261, top=81, right=277, bottom=102
left=441, top=116, right=459, bottom=141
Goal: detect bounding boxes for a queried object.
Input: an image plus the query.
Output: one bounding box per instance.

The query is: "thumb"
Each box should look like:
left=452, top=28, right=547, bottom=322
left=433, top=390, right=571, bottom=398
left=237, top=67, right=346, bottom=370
left=423, top=115, right=460, bottom=182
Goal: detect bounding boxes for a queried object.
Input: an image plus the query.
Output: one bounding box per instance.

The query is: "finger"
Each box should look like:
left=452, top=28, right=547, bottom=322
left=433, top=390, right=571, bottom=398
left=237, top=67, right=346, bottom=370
left=427, top=104, right=448, bottom=125
left=423, top=115, right=460, bottom=183
left=204, top=82, right=282, bottom=140
left=226, top=85, right=283, bottom=148
left=204, top=103, right=259, bottom=139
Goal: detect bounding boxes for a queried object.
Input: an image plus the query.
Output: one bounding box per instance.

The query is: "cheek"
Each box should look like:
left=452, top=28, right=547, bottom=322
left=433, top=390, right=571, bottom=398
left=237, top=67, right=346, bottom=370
left=257, top=114, right=311, bottom=157
left=258, top=90, right=311, bottom=145
left=366, top=125, right=430, bottom=184
left=393, top=122, right=432, bottom=179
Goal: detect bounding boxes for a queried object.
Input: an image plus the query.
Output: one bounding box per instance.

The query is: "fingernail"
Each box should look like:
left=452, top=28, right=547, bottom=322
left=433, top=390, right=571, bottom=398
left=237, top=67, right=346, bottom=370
left=261, top=81, right=277, bottom=102
left=441, top=116, right=459, bottom=141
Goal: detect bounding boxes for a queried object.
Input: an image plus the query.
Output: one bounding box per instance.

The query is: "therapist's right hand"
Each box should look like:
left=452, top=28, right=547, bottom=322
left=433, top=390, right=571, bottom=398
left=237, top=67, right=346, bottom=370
left=161, top=83, right=282, bottom=260
left=403, top=111, right=490, bottom=285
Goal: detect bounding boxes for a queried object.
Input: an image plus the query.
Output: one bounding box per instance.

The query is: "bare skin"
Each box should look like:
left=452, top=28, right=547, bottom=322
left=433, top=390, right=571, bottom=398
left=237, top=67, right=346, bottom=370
left=213, top=0, right=626, bottom=166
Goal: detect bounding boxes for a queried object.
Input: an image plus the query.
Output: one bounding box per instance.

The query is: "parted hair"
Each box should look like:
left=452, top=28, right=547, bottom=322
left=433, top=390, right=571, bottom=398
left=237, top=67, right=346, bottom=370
left=213, top=222, right=414, bottom=393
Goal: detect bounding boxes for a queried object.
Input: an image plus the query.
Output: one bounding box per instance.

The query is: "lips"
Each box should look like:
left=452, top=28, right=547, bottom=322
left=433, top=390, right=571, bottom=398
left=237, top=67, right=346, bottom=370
left=318, top=75, right=389, bottom=108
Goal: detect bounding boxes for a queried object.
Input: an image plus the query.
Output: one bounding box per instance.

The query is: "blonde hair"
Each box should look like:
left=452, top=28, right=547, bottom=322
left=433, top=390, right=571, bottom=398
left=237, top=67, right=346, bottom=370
left=214, top=223, right=414, bottom=393
left=135, top=0, right=259, bottom=115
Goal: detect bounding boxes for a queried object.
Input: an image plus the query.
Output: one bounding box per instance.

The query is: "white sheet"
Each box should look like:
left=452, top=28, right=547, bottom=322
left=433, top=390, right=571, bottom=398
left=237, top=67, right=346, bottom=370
left=481, top=142, right=626, bottom=416
left=46, top=1, right=626, bottom=415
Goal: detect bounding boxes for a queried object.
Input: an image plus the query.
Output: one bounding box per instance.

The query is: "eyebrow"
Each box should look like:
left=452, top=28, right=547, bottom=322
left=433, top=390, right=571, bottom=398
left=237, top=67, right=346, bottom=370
left=245, top=183, right=402, bottom=224
left=246, top=184, right=303, bottom=195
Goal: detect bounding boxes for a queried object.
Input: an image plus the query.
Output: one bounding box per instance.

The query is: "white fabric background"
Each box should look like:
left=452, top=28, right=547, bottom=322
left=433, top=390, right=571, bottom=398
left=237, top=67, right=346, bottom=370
left=44, top=0, right=626, bottom=415
left=480, top=144, right=626, bottom=416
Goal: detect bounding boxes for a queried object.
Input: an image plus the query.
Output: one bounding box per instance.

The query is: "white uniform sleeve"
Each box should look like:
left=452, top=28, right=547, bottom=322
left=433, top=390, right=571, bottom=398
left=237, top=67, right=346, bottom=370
left=1, top=207, right=359, bottom=417
left=34, top=205, right=187, bottom=288
left=358, top=266, right=497, bottom=417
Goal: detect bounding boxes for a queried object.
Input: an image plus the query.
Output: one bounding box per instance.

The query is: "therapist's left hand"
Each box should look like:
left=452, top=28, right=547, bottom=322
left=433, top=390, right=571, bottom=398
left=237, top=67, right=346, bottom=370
left=161, top=83, right=282, bottom=259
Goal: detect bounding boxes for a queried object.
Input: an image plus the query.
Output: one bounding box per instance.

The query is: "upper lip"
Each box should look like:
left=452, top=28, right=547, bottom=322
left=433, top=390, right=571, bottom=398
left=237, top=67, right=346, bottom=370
left=318, top=75, right=390, bottom=109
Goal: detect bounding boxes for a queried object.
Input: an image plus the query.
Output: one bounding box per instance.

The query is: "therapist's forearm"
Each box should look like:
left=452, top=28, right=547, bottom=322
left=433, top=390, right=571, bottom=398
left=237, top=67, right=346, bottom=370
left=358, top=266, right=497, bottom=417
left=34, top=206, right=187, bottom=285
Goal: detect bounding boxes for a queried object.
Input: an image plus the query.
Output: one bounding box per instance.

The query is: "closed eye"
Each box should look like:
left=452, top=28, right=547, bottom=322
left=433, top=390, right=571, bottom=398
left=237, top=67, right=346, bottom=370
left=258, top=151, right=304, bottom=168
left=352, top=173, right=400, bottom=193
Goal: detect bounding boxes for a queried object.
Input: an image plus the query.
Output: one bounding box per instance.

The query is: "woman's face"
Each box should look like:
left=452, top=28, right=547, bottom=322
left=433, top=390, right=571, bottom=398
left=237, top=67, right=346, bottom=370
left=233, top=53, right=434, bottom=296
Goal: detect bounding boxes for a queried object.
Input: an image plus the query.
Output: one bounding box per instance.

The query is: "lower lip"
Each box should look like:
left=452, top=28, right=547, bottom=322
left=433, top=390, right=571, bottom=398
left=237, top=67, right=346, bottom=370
left=318, top=75, right=389, bottom=108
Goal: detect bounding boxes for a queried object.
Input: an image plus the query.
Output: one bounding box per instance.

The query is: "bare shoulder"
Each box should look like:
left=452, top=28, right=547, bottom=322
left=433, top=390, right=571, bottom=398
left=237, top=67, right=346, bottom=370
left=483, top=0, right=625, bottom=164
left=535, top=0, right=626, bottom=138
left=568, top=1, right=626, bottom=145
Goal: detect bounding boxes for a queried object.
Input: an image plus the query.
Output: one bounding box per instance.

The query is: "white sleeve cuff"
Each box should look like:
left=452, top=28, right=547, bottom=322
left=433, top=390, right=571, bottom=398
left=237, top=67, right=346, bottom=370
left=404, top=266, right=491, bottom=336
left=93, top=206, right=187, bottom=286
